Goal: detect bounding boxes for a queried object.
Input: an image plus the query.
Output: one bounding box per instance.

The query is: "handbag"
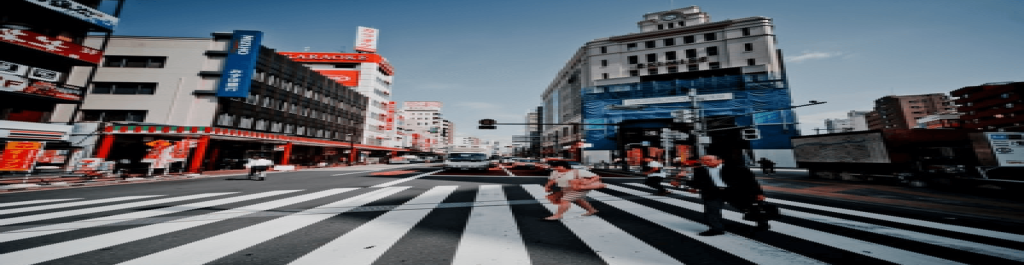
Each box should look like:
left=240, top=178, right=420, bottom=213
left=568, top=170, right=607, bottom=190
left=743, top=201, right=782, bottom=221
left=545, top=191, right=564, bottom=204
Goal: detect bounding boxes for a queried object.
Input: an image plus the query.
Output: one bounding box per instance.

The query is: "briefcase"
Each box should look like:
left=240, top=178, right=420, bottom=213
left=743, top=202, right=782, bottom=221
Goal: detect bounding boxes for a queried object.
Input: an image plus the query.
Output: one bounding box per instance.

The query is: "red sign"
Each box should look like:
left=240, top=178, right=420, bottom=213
left=354, top=26, right=379, bottom=53
left=386, top=101, right=396, bottom=131
left=0, top=29, right=103, bottom=64
left=171, top=141, right=190, bottom=161
left=0, top=73, right=83, bottom=101
left=0, top=142, right=43, bottom=171
left=314, top=69, right=360, bottom=87
left=278, top=52, right=394, bottom=75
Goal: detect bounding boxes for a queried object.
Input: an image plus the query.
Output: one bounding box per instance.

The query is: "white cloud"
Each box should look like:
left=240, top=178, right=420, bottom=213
left=786, top=51, right=844, bottom=63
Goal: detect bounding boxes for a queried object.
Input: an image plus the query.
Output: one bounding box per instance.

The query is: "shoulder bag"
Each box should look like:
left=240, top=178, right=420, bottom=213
left=569, top=170, right=607, bottom=191
left=742, top=201, right=782, bottom=221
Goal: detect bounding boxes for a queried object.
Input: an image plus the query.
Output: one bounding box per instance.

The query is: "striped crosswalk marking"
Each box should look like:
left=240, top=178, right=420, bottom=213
left=0, top=195, right=162, bottom=216
left=0, top=191, right=290, bottom=243
left=0, top=193, right=229, bottom=227
left=616, top=184, right=965, bottom=265
left=0, top=189, right=332, bottom=265
left=452, top=185, right=530, bottom=265
left=118, top=187, right=408, bottom=265
left=521, top=184, right=684, bottom=265
left=0, top=198, right=82, bottom=208
left=289, top=186, right=458, bottom=265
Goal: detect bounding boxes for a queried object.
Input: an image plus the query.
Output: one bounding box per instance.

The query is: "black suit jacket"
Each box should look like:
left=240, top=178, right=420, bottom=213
left=689, top=164, right=763, bottom=201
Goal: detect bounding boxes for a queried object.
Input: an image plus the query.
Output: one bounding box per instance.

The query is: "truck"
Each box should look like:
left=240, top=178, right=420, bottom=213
left=791, top=129, right=1024, bottom=187
left=443, top=145, right=491, bottom=171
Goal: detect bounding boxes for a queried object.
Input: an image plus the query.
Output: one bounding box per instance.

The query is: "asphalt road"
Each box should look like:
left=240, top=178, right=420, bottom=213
left=0, top=163, right=1022, bottom=265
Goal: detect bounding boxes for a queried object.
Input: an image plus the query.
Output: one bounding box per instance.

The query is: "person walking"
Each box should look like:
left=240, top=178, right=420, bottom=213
left=756, top=157, right=776, bottom=175
left=642, top=156, right=671, bottom=196
left=542, top=161, right=600, bottom=220
left=245, top=155, right=274, bottom=181
left=677, top=155, right=769, bottom=236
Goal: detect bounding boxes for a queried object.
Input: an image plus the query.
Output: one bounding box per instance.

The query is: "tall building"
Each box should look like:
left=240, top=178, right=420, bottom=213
left=544, top=6, right=799, bottom=165
left=871, top=93, right=956, bottom=130
left=950, top=81, right=1024, bottom=131
left=278, top=52, right=396, bottom=147
left=52, top=32, right=403, bottom=172
left=401, top=101, right=444, bottom=153
left=2, top=0, right=123, bottom=173
left=824, top=110, right=869, bottom=133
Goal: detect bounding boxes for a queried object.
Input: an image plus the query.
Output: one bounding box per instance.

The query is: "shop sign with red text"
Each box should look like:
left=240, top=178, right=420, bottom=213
left=0, top=141, right=43, bottom=171
left=0, top=29, right=103, bottom=64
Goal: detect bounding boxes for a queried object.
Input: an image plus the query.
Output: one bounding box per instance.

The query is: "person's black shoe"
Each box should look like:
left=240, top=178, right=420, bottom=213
left=755, top=223, right=771, bottom=232
left=698, top=230, right=725, bottom=236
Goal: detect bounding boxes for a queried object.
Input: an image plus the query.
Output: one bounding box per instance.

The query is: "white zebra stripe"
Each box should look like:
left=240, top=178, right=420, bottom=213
left=118, top=187, right=409, bottom=265
left=289, top=186, right=458, bottom=265
left=521, top=184, right=684, bottom=265
left=0, top=199, right=82, bottom=208
left=0, top=193, right=230, bottom=228
left=370, top=170, right=443, bottom=188
left=452, top=185, right=531, bottom=265
left=0, top=195, right=162, bottom=216
left=615, top=184, right=965, bottom=265
left=0, top=189, right=349, bottom=265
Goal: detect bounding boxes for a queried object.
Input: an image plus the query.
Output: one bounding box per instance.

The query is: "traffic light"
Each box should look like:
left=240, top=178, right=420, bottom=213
left=478, top=119, right=497, bottom=129
left=741, top=128, right=761, bottom=140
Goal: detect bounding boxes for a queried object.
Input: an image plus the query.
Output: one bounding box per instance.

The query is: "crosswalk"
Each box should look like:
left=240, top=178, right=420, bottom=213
left=0, top=184, right=1021, bottom=265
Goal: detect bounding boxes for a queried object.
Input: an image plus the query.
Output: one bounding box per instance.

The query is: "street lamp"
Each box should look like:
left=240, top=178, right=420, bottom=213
left=346, top=133, right=354, bottom=166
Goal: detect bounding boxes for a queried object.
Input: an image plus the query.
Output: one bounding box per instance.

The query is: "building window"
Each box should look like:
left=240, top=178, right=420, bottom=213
left=667, top=66, right=678, bottom=73
left=706, top=46, right=719, bottom=56
left=678, top=21, right=686, bottom=27
left=747, top=59, right=756, bottom=66
left=628, top=55, right=638, bottom=64
left=648, top=68, right=658, bottom=75
left=687, top=64, right=699, bottom=71
left=601, top=60, right=608, bottom=67
left=663, top=38, right=675, bottom=46
left=626, top=43, right=638, bottom=51
left=703, top=33, right=717, bottom=41
left=645, top=41, right=656, bottom=49
left=601, top=46, right=607, bottom=53
left=667, top=23, right=675, bottom=29
left=629, top=70, right=639, bottom=77
left=742, top=28, right=751, bottom=36
left=709, top=62, right=721, bottom=69
left=657, top=24, right=664, bottom=30
left=91, top=82, right=157, bottom=95
left=744, top=43, right=754, bottom=52
left=685, top=49, right=697, bottom=58
left=103, top=56, right=166, bottom=68
left=81, top=110, right=147, bottom=122
left=216, top=113, right=235, bottom=126
left=245, top=94, right=259, bottom=105
left=646, top=53, right=657, bottom=62
left=602, top=73, right=609, bottom=79
left=683, top=35, right=695, bottom=44
left=665, top=51, right=677, bottom=60
left=238, top=116, right=254, bottom=129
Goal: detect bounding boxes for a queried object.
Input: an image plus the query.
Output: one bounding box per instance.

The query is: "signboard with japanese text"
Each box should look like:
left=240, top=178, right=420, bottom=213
left=0, top=73, right=82, bottom=101
left=386, top=101, right=396, bottom=130
left=0, top=141, right=43, bottom=171
left=36, top=150, right=67, bottom=164
left=0, top=29, right=103, bottom=64
left=279, top=52, right=394, bottom=75
left=0, top=60, right=30, bottom=76
left=986, top=132, right=1024, bottom=167
left=313, top=69, right=360, bottom=87
left=170, top=140, right=190, bottom=161
left=27, top=68, right=61, bottom=82
left=403, top=101, right=443, bottom=111
left=354, top=26, right=379, bottom=53
left=24, top=0, right=120, bottom=30
left=216, top=30, right=263, bottom=98
left=75, top=158, right=103, bottom=171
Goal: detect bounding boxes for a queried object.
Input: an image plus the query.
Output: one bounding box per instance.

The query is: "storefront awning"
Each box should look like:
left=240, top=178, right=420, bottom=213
left=104, top=125, right=407, bottom=151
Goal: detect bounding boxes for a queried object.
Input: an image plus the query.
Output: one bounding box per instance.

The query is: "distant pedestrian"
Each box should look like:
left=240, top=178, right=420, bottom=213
left=642, top=156, right=671, bottom=196
left=543, top=161, right=600, bottom=220
left=245, top=156, right=274, bottom=181
left=756, top=157, right=776, bottom=175
left=681, top=155, right=770, bottom=236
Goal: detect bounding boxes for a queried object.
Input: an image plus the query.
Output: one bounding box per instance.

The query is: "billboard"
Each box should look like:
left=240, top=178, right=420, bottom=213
left=0, top=141, right=43, bottom=171
left=0, top=29, right=104, bottom=64
left=986, top=132, right=1024, bottom=167
left=0, top=73, right=82, bottom=101
left=403, top=101, right=443, bottom=111
left=24, top=0, right=119, bottom=30
left=354, top=26, right=379, bottom=53
left=216, top=30, right=263, bottom=98
left=313, top=69, right=360, bottom=87
left=279, top=52, right=394, bottom=75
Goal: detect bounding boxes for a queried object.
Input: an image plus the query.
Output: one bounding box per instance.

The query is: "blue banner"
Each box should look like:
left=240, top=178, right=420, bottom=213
left=216, top=30, right=263, bottom=98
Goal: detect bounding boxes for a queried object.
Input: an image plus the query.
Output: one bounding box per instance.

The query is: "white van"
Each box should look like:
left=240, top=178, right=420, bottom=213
left=444, top=152, right=490, bottom=171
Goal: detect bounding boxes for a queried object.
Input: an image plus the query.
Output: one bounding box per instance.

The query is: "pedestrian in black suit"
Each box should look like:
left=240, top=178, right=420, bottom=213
left=676, top=155, right=769, bottom=236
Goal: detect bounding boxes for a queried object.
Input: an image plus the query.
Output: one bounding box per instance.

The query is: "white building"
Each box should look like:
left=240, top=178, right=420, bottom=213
left=825, top=110, right=870, bottom=133
left=401, top=101, right=445, bottom=153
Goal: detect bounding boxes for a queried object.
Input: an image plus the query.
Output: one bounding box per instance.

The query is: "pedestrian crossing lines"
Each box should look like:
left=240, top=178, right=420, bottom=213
left=0, top=184, right=1021, bottom=265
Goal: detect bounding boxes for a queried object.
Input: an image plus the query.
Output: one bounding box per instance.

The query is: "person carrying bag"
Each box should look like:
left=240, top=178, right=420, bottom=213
left=542, top=161, right=601, bottom=221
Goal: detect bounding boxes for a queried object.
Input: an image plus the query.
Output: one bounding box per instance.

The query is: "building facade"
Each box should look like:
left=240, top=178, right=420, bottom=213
left=543, top=6, right=799, bottom=166
left=871, top=93, right=956, bottom=130
left=52, top=32, right=404, bottom=172
left=824, top=110, right=870, bottom=133
left=1, top=0, right=123, bottom=174
left=951, top=81, right=1024, bottom=131
left=401, top=101, right=445, bottom=153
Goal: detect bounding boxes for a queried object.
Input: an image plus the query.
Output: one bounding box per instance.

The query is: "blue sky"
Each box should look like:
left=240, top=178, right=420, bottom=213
left=101, top=0, right=1024, bottom=145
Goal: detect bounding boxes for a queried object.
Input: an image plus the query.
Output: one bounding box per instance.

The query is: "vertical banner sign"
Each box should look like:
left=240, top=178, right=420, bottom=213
left=23, top=0, right=120, bottom=30
left=386, top=101, right=396, bottom=130
left=0, top=141, right=43, bottom=171
left=216, top=30, right=263, bottom=98
left=354, top=26, right=379, bottom=53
